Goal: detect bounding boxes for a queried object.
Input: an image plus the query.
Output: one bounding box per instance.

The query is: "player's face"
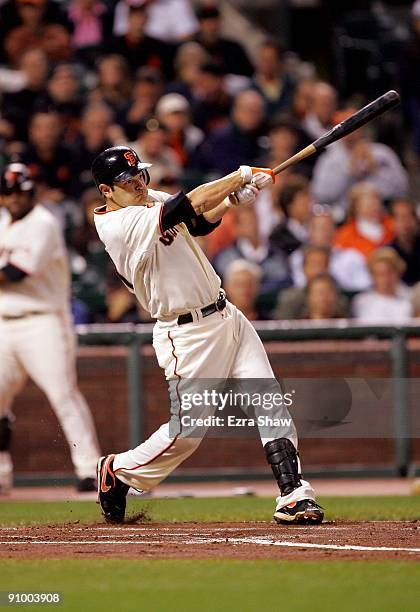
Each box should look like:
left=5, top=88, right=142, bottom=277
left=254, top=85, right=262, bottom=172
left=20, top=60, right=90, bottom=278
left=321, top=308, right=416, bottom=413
left=1, top=191, right=34, bottom=220
left=104, top=172, right=149, bottom=207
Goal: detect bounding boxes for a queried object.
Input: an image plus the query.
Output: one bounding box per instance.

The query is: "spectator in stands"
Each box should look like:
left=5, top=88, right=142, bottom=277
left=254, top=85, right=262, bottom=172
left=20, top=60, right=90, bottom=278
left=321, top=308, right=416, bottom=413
left=67, top=0, right=114, bottom=65
left=353, top=247, right=412, bottom=323
left=71, top=103, right=123, bottom=195
left=312, top=108, right=409, bottom=222
left=224, top=259, right=263, bottom=321
left=194, top=89, right=265, bottom=175
left=1, top=48, right=49, bottom=141
left=266, top=114, right=313, bottom=180
left=334, top=182, right=394, bottom=260
left=302, top=81, right=337, bottom=140
left=213, top=204, right=291, bottom=314
left=191, top=61, right=232, bottom=134
left=292, top=77, right=315, bottom=121
left=266, top=115, right=301, bottom=169
left=290, top=212, right=371, bottom=292
left=121, top=66, right=163, bottom=140
left=113, top=0, right=198, bottom=43
left=167, top=41, right=209, bottom=102
left=388, top=198, right=420, bottom=286
left=89, top=54, right=132, bottom=114
left=156, top=93, right=204, bottom=168
left=0, top=0, right=71, bottom=32
left=110, top=2, right=173, bottom=79
left=4, top=0, right=72, bottom=65
left=251, top=39, right=294, bottom=117
left=275, top=246, right=349, bottom=319
left=21, top=110, right=73, bottom=195
left=129, top=117, right=182, bottom=187
left=37, top=63, right=84, bottom=145
left=270, top=174, right=312, bottom=256
left=145, top=0, right=198, bottom=42
left=194, top=3, right=253, bottom=77
left=303, top=274, right=343, bottom=321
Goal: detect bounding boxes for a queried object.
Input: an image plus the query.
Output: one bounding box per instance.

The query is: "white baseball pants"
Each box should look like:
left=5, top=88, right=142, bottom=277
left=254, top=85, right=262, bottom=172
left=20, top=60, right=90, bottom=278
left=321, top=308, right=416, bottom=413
left=114, top=302, right=315, bottom=505
left=0, top=312, right=100, bottom=479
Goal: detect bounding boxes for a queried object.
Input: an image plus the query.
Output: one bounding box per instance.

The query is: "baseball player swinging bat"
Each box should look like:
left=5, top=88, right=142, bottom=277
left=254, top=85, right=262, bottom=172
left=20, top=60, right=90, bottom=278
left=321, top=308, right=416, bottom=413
left=91, top=91, right=399, bottom=525
left=270, top=90, right=401, bottom=176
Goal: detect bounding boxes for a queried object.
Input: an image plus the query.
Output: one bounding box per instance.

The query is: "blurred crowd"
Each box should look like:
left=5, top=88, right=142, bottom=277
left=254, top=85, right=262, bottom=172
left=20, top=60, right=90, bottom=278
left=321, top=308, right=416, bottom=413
left=1, top=0, right=420, bottom=325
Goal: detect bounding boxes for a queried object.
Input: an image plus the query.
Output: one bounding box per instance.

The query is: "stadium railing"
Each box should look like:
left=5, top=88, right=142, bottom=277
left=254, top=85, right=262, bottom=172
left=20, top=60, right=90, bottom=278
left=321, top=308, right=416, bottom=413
left=75, top=320, right=420, bottom=480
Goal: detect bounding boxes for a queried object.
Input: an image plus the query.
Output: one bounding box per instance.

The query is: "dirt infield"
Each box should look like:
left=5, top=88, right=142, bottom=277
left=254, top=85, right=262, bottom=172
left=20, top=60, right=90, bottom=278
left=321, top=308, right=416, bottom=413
left=1, top=521, right=419, bottom=561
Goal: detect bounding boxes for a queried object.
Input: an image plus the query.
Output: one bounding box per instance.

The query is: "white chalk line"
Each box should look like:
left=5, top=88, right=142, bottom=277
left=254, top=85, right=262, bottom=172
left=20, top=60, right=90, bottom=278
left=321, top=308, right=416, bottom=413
left=0, top=536, right=419, bottom=554
left=227, top=537, right=420, bottom=553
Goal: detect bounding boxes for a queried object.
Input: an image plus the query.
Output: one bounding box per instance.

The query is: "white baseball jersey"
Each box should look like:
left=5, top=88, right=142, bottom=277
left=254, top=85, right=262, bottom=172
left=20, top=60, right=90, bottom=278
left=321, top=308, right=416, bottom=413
left=94, top=189, right=221, bottom=320
left=0, top=205, right=70, bottom=317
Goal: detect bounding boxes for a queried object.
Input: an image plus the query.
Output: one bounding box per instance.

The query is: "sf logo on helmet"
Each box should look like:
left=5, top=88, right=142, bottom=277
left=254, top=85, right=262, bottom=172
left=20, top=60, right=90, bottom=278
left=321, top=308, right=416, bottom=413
left=124, top=151, right=137, bottom=166
left=5, top=170, right=19, bottom=186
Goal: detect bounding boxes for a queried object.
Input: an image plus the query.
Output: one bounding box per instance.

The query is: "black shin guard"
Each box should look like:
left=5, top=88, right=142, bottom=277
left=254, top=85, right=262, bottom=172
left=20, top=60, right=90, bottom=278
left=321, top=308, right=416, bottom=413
left=0, top=416, right=13, bottom=451
left=264, top=438, right=301, bottom=496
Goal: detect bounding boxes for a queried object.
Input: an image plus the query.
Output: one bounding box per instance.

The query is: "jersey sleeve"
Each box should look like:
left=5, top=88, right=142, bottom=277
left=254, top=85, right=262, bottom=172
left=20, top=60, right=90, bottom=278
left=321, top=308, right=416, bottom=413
left=120, top=203, right=164, bottom=257
left=8, top=219, right=57, bottom=276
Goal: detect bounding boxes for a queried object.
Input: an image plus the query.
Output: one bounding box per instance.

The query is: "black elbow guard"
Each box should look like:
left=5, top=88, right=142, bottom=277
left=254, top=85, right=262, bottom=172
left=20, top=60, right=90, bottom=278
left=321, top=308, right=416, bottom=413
left=1, top=264, right=28, bottom=282
left=186, top=215, right=221, bottom=236
left=160, top=191, right=196, bottom=232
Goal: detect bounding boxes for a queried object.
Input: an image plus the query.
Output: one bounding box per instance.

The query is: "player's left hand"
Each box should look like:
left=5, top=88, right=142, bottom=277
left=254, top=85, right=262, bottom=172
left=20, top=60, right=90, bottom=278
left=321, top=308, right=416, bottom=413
left=227, top=183, right=259, bottom=207
left=239, top=166, right=275, bottom=189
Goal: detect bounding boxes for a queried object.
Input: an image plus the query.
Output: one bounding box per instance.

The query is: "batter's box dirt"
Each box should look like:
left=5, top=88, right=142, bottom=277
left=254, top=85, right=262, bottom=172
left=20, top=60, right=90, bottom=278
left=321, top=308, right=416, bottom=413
left=0, top=521, right=419, bottom=561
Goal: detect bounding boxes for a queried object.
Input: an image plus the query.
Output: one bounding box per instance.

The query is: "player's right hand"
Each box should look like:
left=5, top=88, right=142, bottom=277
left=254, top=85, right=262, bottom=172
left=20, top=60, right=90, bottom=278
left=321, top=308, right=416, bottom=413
left=226, top=184, right=259, bottom=208
left=239, top=165, right=275, bottom=188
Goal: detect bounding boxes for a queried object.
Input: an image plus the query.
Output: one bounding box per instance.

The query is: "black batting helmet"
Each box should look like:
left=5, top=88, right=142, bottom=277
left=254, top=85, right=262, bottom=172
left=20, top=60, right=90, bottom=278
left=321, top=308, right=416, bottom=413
left=91, top=146, right=151, bottom=190
left=0, top=163, right=34, bottom=196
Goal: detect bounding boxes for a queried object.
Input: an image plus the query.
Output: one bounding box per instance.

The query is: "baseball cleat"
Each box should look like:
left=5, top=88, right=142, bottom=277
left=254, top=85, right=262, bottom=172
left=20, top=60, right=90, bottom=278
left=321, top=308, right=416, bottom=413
left=97, top=454, right=129, bottom=523
left=274, top=499, right=324, bottom=525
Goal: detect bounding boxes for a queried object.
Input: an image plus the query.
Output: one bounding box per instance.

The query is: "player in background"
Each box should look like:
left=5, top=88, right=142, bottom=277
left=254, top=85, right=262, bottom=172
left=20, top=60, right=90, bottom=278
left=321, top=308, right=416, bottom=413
left=0, top=163, right=101, bottom=493
left=93, top=146, right=323, bottom=525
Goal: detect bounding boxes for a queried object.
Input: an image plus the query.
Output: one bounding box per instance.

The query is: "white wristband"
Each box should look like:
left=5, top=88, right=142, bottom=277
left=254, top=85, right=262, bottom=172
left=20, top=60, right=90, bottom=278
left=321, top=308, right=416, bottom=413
left=239, top=165, right=253, bottom=185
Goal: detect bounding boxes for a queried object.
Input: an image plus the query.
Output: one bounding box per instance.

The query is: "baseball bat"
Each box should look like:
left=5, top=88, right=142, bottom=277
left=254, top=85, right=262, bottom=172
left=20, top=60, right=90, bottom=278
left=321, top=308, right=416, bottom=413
left=272, top=90, right=400, bottom=175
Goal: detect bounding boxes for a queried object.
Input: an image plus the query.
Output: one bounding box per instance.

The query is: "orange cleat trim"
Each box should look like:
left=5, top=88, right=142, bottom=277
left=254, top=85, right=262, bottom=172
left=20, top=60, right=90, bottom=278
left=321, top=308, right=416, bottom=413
left=100, top=454, right=116, bottom=493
